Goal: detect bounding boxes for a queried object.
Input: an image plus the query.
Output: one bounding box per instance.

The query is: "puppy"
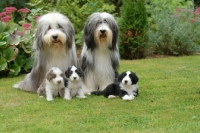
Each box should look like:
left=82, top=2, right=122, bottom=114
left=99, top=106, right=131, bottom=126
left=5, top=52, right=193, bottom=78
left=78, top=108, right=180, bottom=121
left=81, top=12, right=120, bottom=94
left=59, top=66, right=86, bottom=100
left=37, top=67, right=65, bottom=101
left=13, top=12, right=77, bottom=93
left=91, top=71, right=139, bottom=100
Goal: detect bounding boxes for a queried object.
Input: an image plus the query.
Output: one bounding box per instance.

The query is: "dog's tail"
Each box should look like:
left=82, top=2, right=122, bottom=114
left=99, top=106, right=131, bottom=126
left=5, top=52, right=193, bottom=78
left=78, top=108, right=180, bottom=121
left=91, top=91, right=104, bottom=96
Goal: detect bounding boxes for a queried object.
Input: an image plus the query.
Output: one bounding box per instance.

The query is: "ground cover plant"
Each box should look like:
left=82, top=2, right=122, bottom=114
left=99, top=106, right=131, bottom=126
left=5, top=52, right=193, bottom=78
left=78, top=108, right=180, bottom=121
left=0, top=55, right=200, bottom=132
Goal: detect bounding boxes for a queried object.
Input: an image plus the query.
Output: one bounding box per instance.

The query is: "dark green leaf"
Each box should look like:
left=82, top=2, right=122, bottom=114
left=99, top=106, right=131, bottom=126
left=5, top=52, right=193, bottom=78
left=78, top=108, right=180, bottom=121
left=0, top=56, right=7, bottom=71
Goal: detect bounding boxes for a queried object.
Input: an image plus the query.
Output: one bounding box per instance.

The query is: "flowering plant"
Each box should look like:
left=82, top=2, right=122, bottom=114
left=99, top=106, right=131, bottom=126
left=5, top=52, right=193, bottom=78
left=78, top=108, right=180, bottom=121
left=148, top=7, right=200, bottom=56
left=0, top=7, right=41, bottom=76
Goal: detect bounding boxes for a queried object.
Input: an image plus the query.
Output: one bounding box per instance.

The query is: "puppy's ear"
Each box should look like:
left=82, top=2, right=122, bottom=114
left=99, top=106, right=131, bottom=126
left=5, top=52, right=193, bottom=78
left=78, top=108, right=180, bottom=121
left=75, top=68, right=83, bottom=77
left=118, top=72, right=126, bottom=82
left=46, top=70, right=56, bottom=81
left=131, top=73, right=139, bottom=84
left=65, top=67, right=72, bottom=78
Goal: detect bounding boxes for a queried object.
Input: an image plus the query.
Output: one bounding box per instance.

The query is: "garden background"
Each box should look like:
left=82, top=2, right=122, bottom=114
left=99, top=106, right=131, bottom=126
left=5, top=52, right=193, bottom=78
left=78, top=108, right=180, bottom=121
left=0, top=0, right=200, bottom=132
left=0, top=0, right=200, bottom=76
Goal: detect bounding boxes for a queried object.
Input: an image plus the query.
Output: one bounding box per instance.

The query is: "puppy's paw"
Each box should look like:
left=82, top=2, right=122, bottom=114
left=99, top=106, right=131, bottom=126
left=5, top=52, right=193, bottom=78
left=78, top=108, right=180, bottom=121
left=108, top=95, right=117, bottom=99
left=122, top=95, right=133, bottom=101
left=39, top=96, right=44, bottom=98
left=86, top=92, right=91, bottom=95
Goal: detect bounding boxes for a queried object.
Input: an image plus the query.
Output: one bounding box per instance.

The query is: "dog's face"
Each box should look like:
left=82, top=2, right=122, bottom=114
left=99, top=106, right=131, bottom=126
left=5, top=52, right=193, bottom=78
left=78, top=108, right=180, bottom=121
left=43, top=23, right=67, bottom=47
left=46, top=67, right=64, bottom=85
left=34, top=12, right=75, bottom=50
left=84, top=12, right=118, bottom=50
left=118, top=71, right=138, bottom=85
left=65, top=66, right=82, bottom=81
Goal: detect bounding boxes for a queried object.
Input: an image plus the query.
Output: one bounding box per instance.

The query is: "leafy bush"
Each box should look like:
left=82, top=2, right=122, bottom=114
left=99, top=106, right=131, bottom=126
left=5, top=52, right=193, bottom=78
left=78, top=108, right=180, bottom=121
left=119, top=0, right=148, bottom=59
left=0, top=7, right=41, bottom=76
left=148, top=7, right=200, bottom=55
left=0, top=0, right=29, bottom=11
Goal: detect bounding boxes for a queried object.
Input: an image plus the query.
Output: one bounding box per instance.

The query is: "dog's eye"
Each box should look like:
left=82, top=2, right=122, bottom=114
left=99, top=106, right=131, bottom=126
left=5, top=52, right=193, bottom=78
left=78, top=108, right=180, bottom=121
left=103, top=19, right=107, bottom=23
left=60, top=73, right=64, bottom=77
left=48, top=25, right=51, bottom=30
left=58, top=24, right=62, bottom=29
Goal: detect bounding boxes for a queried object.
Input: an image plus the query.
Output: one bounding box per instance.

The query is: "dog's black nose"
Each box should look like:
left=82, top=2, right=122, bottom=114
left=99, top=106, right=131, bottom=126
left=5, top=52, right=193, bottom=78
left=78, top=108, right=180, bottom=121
left=74, top=77, right=76, bottom=80
left=52, top=35, right=58, bottom=40
left=57, top=80, right=61, bottom=83
left=100, top=29, right=106, bottom=34
left=124, top=80, right=128, bottom=84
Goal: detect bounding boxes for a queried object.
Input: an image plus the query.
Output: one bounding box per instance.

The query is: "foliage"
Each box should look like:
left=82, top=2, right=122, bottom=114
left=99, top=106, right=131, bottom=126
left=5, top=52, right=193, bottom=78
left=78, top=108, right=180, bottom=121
left=0, top=7, right=41, bottom=76
left=119, top=0, right=148, bottom=59
left=1, top=56, right=200, bottom=132
left=148, top=7, right=200, bottom=55
left=0, top=0, right=29, bottom=11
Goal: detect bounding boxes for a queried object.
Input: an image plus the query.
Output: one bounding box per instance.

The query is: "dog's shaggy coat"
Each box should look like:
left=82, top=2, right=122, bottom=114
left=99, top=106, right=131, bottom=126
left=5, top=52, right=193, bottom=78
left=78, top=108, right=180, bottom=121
left=91, top=71, right=139, bottom=100
left=81, top=12, right=120, bottom=94
left=59, top=66, right=86, bottom=100
left=13, top=12, right=77, bottom=92
left=37, top=67, right=65, bottom=101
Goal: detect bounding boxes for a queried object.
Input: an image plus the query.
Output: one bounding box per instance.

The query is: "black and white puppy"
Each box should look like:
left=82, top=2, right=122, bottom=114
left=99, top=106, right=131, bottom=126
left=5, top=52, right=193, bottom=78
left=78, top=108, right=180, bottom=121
left=37, top=67, right=65, bottom=101
left=91, top=71, right=139, bottom=100
left=60, top=66, right=86, bottom=100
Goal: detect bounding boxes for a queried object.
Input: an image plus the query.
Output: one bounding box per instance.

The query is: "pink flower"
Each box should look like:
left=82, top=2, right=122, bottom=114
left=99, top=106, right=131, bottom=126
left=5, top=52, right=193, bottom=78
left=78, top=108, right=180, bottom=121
left=176, top=8, right=183, bottom=12
left=190, top=19, right=196, bottom=23
left=22, top=23, right=32, bottom=30
left=18, top=8, right=30, bottom=13
left=0, top=12, right=7, bottom=17
left=195, top=7, right=200, bottom=14
left=15, top=31, right=25, bottom=37
left=1, top=15, right=11, bottom=22
left=4, top=7, right=17, bottom=14
left=34, top=15, right=39, bottom=19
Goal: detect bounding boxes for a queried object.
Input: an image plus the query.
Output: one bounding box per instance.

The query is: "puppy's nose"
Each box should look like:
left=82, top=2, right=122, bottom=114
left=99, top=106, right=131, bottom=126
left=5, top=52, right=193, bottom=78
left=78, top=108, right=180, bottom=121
left=57, top=80, right=61, bottom=83
left=74, top=77, right=77, bottom=80
left=100, top=29, right=106, bottom=34
left=124, top=80, right=128, bottom=84
left=52, top=35, right=58, bottom=40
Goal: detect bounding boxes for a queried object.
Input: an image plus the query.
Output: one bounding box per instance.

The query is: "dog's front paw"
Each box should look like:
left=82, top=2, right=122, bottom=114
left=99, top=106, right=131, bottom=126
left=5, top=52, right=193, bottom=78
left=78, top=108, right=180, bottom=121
left=46, top=98, right=54, bottom=101
left=64, top=96, right=72, bottom=100
left=86, top=92, right=91, bottom=95
left=76, top=95, right=87, bottom=99
left=122, top=95, right=134, bottom=101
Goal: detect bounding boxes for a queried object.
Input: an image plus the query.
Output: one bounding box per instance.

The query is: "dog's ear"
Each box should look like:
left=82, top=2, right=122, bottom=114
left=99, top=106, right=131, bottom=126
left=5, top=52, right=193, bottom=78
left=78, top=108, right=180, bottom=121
left=84, top=13, right=98, bottom=50
left=64, top=23, right=75, bottom=49
left=131, top=73, right=139, bottom=84
left=111, top=21, right=118, bottom=51
left=32, top=26, right=44, bottom=51
left=75, top=68, right=83, bottom=77
left=46, top=70, right=56, bottom=81
left=84, top=24, right=96, bottom=50
left=65, top=67, right=73, bottom=78
left=118, top=72, right=126, bottom=82
left=106, top=15, right=118, bottom=51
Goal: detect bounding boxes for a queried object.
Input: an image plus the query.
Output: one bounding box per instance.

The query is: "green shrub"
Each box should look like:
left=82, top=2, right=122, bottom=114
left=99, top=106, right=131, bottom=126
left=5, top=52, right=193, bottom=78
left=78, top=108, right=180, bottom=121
left=119, top=0, right=148, bottom=59
left=148, top=8, right=200, bottom=55
left=0, top=7, right=41, bottom=76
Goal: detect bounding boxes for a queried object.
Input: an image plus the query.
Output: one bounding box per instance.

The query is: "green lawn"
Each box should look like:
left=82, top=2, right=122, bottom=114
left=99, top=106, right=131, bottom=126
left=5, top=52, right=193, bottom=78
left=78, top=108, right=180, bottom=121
left=1, top=55, right=200, bottom=132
